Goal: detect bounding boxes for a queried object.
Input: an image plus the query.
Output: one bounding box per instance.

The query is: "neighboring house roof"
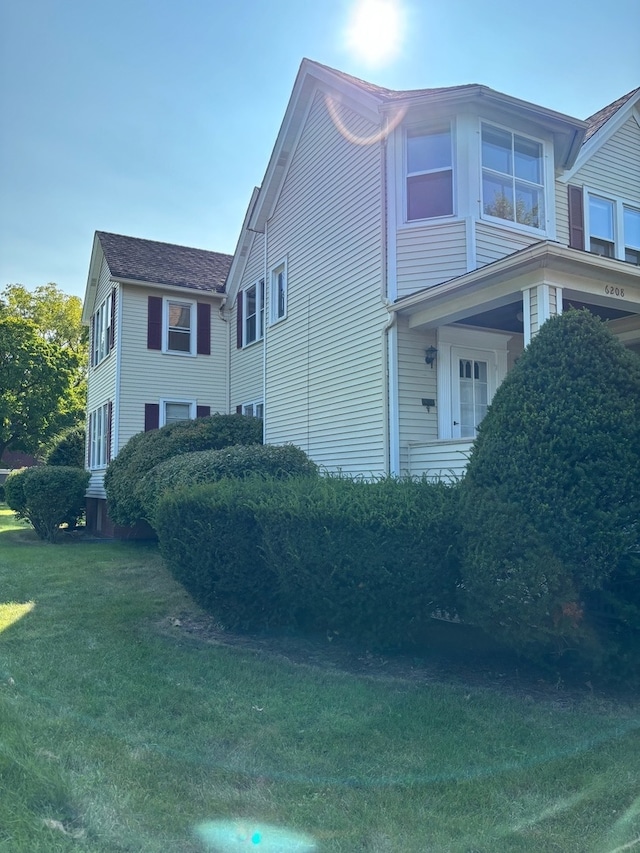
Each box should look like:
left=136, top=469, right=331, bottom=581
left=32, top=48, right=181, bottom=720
left=584, top=87, right=640, bottom=141
left=96, top=231, right=232, bottom=294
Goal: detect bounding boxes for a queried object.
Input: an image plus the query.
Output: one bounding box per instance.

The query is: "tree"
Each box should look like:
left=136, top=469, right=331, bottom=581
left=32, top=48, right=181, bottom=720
left=0, top=283, right=87, bottom=355
left=0, top=315, right=81, bottom=459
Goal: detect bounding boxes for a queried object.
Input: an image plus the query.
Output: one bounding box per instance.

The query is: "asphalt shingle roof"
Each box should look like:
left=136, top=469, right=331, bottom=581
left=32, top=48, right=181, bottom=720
left=583, top=87, right=640, bottom=141
left=96, top=231, right=232, bottom=293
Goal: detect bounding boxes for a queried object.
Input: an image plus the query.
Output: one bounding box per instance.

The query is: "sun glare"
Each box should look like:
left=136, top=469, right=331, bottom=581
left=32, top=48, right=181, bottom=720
left=0, top=601, right=35, bottom=633
left=345, top=0, right=405, bottom=67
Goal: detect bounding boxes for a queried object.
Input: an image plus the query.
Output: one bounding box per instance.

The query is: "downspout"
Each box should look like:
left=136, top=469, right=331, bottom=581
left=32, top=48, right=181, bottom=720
left=262, top=221, right=268, bottom=445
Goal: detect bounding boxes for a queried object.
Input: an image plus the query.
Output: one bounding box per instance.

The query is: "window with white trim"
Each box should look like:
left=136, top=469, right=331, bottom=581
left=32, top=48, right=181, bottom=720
left=406, top=126, right=453, bottom=221
left=481, top=123, right=545, bottom=229
left=92, top=292, right=112, bottom=366
left=165, top=299, right=195, bottom=354
left=588, top=193, right=640, bottom=265
left=241, top=401, right=264, bottom=419
left=244, top=279, right=264, bottom=346
left=89, top=403, right=110, bottom=469
left=270, top=261, right=287, bottom=323
left=161, top=400, right=195, bottom=427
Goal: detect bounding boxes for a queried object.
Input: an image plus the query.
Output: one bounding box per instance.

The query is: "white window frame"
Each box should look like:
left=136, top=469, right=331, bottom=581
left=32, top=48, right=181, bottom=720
left=404, top=123, right=455, bottom=223
left=585, top=189, right=640, bottom=265
left=480, top=121, right=547, bottom=233
left=270, top=260, right=287, bottom=324
left=92, top=292, right=112, bottom=366
left=163, top=297, right=196, bottom=356
left=241, top=400, right=264, bottom=419
left=89, top=403, right=110, bottom=469
left=243, top=279, right=265, bottom=346
left=160, top=399, right=196, bottom=427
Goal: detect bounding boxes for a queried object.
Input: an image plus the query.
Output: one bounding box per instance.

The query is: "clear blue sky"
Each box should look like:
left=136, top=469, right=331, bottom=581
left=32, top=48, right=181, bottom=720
left=1, top=0, right=638, bottom=300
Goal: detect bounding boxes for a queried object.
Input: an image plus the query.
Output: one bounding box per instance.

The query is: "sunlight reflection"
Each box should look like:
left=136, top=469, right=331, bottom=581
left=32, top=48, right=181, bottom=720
left=195, top=820, right=316, bottom=852
left=0, top=601, right=35, bottom=633
left=324, top=93, right=407, bottom=146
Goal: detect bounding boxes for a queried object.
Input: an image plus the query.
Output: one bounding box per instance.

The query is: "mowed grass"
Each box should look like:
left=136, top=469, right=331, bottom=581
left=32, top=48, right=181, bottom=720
left=0, top=505, right=639, bottom=852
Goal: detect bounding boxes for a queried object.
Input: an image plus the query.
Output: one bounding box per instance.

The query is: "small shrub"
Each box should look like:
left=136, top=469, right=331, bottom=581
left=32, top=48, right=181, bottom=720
left=44, top=427, right=86, bottom=468
left=137, top=443, right=318, bottom=527
left=5, top=466, right=89, bottom=542
left=104, top=414, right=263, bottom=527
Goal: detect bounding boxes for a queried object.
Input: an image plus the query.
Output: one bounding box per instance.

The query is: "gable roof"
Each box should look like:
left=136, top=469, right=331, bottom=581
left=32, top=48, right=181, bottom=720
left=584, top=87, right=640, bottom=141
left=96, top=232, right=232, bottom=294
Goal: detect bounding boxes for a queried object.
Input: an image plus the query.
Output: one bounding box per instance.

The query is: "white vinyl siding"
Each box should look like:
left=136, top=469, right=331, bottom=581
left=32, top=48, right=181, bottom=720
left=396, top=221, right=468, bottom=297
left=571, top=117, right=640, bottom=202
left=475, top=221, right=540, bottom=267
left=396, top=317, right=438, bottom=473
left=229, top=232, right=265, bottom=411
left=262, top=89, right=388, bottom=475
left=117, top=285, right=226, bottom=454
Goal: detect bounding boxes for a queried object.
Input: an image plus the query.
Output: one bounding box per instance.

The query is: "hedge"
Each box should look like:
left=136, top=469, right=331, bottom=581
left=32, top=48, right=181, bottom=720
left=4, top=466, right=89, bottom=542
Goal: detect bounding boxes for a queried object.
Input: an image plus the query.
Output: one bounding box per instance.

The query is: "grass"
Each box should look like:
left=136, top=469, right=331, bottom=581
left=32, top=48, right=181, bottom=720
left=0, top=505, right=639, bottom=852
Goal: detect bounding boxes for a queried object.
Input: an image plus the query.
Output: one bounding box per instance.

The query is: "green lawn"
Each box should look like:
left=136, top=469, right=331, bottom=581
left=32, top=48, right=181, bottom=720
left=0, top=505, right=639, bottom=852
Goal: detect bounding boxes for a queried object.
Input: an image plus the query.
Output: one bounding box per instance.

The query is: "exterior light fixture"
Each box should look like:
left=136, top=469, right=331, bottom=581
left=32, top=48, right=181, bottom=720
left=424, top=346, right=438, bottom=367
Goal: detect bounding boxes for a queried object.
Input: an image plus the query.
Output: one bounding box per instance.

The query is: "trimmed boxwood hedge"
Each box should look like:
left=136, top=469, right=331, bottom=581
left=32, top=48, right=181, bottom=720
left=155, top=475, right=460, bottom=647
left=4, top=466, right=89, bottom=542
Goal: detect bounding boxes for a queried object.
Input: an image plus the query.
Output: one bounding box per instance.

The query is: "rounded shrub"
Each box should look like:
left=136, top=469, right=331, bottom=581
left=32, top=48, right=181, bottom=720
left=44, top=426, right=86, bottom=468
left=104, top=414, right=263, bottom=527
left=137, top=442, right=318, bottom=527
left=458, top=309, right=640, bottom=673
left=5, top=466, right=89, bottom=542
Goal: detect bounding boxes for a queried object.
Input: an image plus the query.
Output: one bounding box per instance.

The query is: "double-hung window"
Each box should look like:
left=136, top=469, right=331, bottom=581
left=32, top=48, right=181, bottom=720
left=244, top=279, right=264, bottom=346
left=89, top=403, right=111, bottom=469
left=241, top=401, right=264, bottom=419
left=92, top=292, right=113, bottom=366
left=588, top=194, right=640, bottom=265
left=166, top=300, right=194, bottom=353
left=270, top=262, right=287, bottom=323
left=481, top=124, right=545, bottom=229
left=406, top=127, right=453, bottom=221
left=161, top=399, right=195, bottom=426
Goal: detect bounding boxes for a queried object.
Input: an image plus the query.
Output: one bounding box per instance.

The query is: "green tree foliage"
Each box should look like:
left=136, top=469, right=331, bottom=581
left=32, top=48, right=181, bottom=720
left=458, top=309, right=640, bottom=666
left=104, top=414, right=264, bottom=527
left=0, top=283, right=87, bottom=354
left=44, top=426, right=86, bottom=468
left=0, top=316, right=81, bottom=460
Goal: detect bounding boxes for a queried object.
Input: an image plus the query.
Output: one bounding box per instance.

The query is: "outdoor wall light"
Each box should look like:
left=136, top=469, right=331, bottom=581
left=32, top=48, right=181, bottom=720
left=424, top=346, right=438, bottom=367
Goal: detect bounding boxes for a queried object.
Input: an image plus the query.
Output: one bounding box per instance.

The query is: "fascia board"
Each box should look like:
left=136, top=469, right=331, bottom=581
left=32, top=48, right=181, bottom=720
left=249, top=60, right=384, bottom=233
left=561, top=93, right=640, bottom=182
left=81, top=233, right=104, bottom=325
left=111, top=277, right=226, bottom=300
left=225, top=187, right=260, bottom=304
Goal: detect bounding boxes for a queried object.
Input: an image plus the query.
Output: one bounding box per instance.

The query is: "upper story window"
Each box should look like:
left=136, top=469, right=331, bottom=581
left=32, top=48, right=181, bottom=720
left=588, top=193, right=640, bottom=265
left=92, top=291, right=113, bottom=367
left=244, top=279, right=264, bottom=346
left=406, top=127, right=453, bottom=221
left=270, top=262, right=287, bottom=324
left=481, top=124, right=545, bottom=229
left=165, top=300, right=194, bottom=353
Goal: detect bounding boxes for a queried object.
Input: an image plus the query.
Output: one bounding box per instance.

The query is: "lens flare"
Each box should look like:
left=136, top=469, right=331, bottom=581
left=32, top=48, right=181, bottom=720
left=344, top=0, right=405, bottom=66
left=195, top=820, right=317, bottom=852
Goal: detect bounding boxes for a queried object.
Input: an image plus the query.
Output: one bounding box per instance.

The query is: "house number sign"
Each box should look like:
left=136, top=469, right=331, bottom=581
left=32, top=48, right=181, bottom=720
left=604, top=285, right=625, bottom=297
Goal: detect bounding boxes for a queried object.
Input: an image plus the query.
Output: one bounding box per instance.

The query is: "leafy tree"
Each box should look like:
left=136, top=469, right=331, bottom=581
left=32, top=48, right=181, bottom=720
left=0, top=315, right=81, bottom=459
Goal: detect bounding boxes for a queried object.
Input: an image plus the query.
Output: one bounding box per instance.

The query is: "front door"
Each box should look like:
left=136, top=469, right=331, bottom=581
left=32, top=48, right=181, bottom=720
left=450, top=347, right=493, bottom=439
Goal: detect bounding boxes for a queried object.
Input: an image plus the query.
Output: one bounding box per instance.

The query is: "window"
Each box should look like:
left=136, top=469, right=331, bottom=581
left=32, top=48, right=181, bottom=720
left=406, top=127, right=453, bottom=221
left=270, top=262, right=287, bottom=323
left=165, top=300, right=194, bottom=354
left=587, top=194, right=640, bottom=265
left=244, top=279, right=264, bottom=345
left=89, top=403, right=111, bottom=469
left=161, top=400, right=195, bottom=427
left=458, top=358, right=488, bottom=438
left=92, top=291, right=113, bottom=366
left=240, top=401, right=264, bottom=419
left=481, top=124, right=545, bottom=229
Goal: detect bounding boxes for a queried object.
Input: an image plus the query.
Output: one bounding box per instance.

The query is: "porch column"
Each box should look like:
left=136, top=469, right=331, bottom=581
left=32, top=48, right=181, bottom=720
left=522, top=284, right=563, bottom=346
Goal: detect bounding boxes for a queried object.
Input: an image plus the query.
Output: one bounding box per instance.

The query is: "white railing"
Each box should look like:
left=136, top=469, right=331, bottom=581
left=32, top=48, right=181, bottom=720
left=405, top=439, right=474, bottom=481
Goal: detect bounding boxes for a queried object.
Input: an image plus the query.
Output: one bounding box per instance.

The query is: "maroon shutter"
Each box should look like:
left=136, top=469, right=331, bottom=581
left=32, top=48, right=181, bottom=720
left=236, top=291, right=243, bottom=348
left=109, top=287, right=116, bottom=350
left=197, top=302, right=211, bottom=355
left=147, top=296, right=162, bottom=350
left=568, top=185, right=585, bottom=250
left=144, top=403, right=160, bottom=431
left=235, top=405, right=243, bottom=414
left=87, top=413, right=93, bottom=467
left=106, top=401, right=113, bottom=462
left=196, top=405, right=210, bottom=418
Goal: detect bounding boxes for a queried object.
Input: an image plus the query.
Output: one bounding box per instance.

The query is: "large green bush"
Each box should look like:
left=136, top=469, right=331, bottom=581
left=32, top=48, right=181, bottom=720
left=104, top=414, right=263, bottom=527
left=156, top=475, right=460, bottom=646
left=459, top=309, right=640, bottom=671
left=137, top=442, right=318, bottom=527
left=5, top=466, right=89, bottom=542
left=44, top=426, right=86, bottom=468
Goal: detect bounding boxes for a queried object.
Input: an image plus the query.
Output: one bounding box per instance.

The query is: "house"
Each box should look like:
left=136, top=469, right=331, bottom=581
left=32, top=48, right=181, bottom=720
left=82, top=231, right=231, bottom=535
left=226, top=60, right=640, bottom=479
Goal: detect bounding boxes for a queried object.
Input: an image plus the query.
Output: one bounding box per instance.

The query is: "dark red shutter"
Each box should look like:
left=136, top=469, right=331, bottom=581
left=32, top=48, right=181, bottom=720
left=568, top=185, right=585, bottom=250
left=235, top=405, right=243, bottom=414
left=147, top=296, right=162, bottom=350
left=196, top=405, right=210, bottom=418
left=197, top=302, right=211, bottom=355
left=106, top=401, right=113, bottom=462
left=236, top=291, right=243, bottom=349
left=144, top=403, right=160, bottom=431
left=109, top=287, right=116, bottom=350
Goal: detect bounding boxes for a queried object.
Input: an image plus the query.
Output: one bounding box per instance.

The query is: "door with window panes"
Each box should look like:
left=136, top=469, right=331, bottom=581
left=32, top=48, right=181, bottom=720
left=451, top=348, right=493, bottom=439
